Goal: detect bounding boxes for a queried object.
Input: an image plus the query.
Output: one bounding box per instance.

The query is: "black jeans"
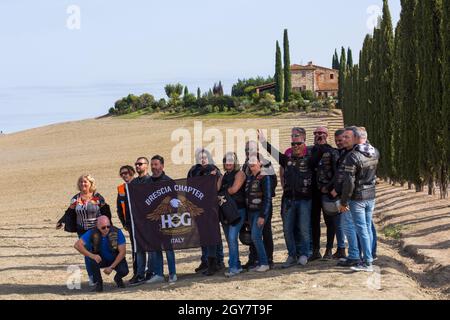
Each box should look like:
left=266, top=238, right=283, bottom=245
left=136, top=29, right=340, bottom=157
left=248, top=207, right=273, bottom=265
left=88, top=256, right=129, bottom=285
left=311, top=190, right=322, bottom=251
left=126, top=226, right=137, bottom=276
left=324, top=213, right=337, bottom=249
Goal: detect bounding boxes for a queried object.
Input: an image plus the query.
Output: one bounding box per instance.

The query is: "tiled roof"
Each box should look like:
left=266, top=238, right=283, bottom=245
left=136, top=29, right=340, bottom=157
left=290, top=63, right=338, bottom=72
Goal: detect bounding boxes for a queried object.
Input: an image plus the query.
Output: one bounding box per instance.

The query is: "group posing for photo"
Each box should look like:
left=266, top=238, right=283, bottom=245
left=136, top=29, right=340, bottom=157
left=57, top=125, right=379, bottom=293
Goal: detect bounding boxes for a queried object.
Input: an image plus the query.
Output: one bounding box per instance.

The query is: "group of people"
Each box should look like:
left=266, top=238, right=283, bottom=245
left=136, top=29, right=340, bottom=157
left=57, top=125, right=380, bottom=293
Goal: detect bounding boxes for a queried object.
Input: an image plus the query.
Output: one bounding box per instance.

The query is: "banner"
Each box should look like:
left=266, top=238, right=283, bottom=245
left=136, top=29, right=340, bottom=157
left=126, top=175, right=221, bottom=252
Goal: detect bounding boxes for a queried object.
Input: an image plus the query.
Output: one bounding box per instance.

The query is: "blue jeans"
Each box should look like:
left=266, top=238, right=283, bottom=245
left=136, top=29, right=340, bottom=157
left=372, top=221, right=377, bottom=257
left=349, top=199, right=375, bottom=264
left=335, top=214, right=346, bottom=249
left=136, top=251, right=152, bottom=277
left=282, top=199, right=312, bottom=258
left=77, top=230, right=93, bottom=278
left=152, top=250, right=176, bottom=277
left=249, top=210, right=268, bottom=266
left=357, top=221, right=378, bottom=258
left=223, top=208, right=246, bottom=272
left=341, top=210, right=360, bottom=260
left=88, top=257, right=129, bottom=285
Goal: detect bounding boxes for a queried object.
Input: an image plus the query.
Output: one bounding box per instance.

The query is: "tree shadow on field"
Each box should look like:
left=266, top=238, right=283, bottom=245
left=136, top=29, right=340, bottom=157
left=377, top=204, right=450, bottom=224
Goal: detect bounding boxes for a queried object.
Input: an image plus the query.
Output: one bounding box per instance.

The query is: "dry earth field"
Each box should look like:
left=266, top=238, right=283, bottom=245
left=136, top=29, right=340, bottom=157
left=0, top=113, right=448, bottom=299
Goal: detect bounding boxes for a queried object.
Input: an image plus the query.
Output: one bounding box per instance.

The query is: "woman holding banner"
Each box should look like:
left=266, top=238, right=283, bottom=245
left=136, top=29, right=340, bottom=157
left=219, top=152, right=246, bottom=277
left=187, top=148, right=225, bottom=275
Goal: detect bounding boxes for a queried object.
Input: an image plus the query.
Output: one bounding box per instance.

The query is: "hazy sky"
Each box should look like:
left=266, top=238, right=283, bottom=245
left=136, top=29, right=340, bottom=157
left=0, top=0, right=401, bottom=132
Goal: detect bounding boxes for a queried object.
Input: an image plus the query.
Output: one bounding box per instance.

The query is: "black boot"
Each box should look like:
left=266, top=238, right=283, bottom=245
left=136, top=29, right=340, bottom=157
left=203, top=257, right=217, bottom=276
left=92, top=282, right=103, bottom=293
left=309, top=249, right=322, bottom=261
left=323, top=248, right=333, bottom=260
left=195, top=260, right=208, bottom=273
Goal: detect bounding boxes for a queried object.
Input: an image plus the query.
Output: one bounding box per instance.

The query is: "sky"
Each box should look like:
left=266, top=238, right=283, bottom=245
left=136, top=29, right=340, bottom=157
left=0, top=0, right=401, bottom=133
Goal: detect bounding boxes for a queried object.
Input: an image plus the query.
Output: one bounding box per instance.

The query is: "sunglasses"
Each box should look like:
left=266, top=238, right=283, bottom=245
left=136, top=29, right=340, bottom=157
left=314, top=132, right=327, bottom=135
left=291, top=134, right=302, bottom=138
left=291, top=142, right=304, bottom=146
left=100, top=225, right=111, bottom=230
left=120, top=172, right=130, bottom=176
left=135, top=162, right=147, bottom=167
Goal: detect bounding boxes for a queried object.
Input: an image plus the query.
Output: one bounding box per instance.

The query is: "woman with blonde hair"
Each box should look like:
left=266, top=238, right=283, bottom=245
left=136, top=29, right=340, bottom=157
left=57, top=174, right=111, bottom=286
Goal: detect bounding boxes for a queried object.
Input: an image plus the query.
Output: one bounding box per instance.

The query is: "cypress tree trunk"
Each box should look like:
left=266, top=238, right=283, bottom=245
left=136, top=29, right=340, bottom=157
left=428, top=177, right=435, bottom=196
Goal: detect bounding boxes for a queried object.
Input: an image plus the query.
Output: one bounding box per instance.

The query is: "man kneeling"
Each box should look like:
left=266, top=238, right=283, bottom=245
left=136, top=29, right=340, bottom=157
left=74, top=216, right=129, bottom=292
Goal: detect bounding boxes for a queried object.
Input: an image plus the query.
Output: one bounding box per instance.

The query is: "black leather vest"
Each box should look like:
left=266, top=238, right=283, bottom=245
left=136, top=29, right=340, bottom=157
left=245, top=175, right=264, bottom=211
left=222, top=170, right=246, bottom=208
left=91, top=226, right=119, bottom=255
left=284, top=156, right=313, bottom=198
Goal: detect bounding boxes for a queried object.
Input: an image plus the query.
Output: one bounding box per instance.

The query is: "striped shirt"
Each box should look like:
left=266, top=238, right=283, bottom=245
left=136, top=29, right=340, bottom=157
left=70, top=193, right=105, bottom=231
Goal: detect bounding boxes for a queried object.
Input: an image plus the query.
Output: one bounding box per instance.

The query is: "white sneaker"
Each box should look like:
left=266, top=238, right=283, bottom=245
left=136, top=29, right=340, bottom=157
left=350, top=263, right=374, bottom=272
left=146, top=275, right=164, bottom=284
left=256, top=265, right=270, bottom=272
left=88, top=276, right=96, bottom=287
left=224, top=269, right=242, bottom=278
left=168, top=274, right=177, bottom=283
left=298, top=255, right=308, bottom=266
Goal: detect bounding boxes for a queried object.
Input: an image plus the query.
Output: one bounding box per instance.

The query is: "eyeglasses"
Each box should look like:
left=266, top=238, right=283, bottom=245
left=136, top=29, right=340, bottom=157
left=135, top=162, right=147, bottom=167
left=100, top=225, right=111, bottom=230
left=291, top=142, right=304, bottom=146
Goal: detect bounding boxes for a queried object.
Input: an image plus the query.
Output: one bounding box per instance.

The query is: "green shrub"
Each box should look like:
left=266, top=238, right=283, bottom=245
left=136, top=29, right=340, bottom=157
left=301, top=90, right=315, bottom=101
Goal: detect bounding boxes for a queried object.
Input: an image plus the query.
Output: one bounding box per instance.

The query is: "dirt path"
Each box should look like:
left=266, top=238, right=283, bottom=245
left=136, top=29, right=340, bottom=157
left=374, top=182, right=450, bottom=298
left=0, top=114, right=444, bottom=300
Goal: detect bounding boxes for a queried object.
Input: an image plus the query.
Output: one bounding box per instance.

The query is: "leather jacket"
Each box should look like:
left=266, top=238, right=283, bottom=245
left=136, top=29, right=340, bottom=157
left=340, top=143, right=380, bottom=206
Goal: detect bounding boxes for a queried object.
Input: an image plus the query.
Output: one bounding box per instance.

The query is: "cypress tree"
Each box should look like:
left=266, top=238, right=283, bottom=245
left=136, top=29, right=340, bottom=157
left=440, top=0, right=449, bottom=198
left=376, top=0, right=395, bottom=180
left=332, top=49, right=339, bottom=69
left=352, top=65, right=359, bottom=126
left=338, top=47, right=346, bottom=109
left=184, top=86, right=189, bottom=97
left=283, top=29, right=292, bottom=102
left=368, top=25, right=381, bottom=158
left=275, top=41, right=284, bottom=102
left=416, top=0, right=443, bottom=195
left=197, top=87, right=201, bottom=99
left=397, top=0, right=421, bottom=190
left=343, top=63, right=352, bottom=123
left=358, top=35, right=372, bottom=128
left=392, top=22, right=403, bottom=184
left=347, top=47, right=354, bottom=69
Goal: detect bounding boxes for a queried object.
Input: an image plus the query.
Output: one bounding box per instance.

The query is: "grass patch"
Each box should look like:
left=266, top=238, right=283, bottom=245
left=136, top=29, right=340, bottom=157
left=116, top=109, right=151, bottom=119
left=156, top=110, right=282, bottom=119
left=382, top=224, right=404, bottom=239
left=111, top=108, right=341, bottom=120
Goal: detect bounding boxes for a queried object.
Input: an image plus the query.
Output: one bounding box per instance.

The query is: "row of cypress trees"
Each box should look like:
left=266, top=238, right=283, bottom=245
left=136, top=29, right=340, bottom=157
left=338, top=0, right=449, bottom=199
left=274, top=29, right=292, bottom=102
